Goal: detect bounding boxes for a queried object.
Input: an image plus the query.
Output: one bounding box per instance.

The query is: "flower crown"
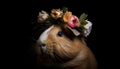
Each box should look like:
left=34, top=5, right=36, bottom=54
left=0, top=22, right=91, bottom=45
left=37, top=7, right=92, bottom=37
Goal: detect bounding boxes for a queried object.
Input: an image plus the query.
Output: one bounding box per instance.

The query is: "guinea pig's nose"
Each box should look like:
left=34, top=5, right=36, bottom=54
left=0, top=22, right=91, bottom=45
left=41, top=43, right=46, bottom=47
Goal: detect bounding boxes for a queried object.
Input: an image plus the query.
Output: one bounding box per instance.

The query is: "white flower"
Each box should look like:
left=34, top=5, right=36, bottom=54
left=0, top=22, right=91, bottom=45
left=38, top=10, right=49, bottom=23
left=84, top=20, right=92, bottom=37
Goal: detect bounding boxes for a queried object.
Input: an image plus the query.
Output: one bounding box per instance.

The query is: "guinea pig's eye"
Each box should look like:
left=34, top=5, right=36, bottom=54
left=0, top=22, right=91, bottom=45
left=57, top=31, right=63, bottom=37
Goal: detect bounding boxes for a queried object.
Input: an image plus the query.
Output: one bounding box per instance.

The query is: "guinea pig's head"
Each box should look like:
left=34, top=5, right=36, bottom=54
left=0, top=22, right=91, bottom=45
left=35, top=24, right=85, bottom=63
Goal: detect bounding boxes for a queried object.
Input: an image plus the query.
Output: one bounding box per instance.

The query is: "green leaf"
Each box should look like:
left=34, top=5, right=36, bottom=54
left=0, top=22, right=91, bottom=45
left=62, top=7, right=68, bottom=13
left=45, top=20, right=51, bottom=24
left=79, top=13, right=88, bottom=25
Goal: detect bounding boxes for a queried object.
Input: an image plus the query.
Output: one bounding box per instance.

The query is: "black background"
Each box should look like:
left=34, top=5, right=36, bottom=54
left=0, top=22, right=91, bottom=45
left=2, top=0, right=117, bottom=69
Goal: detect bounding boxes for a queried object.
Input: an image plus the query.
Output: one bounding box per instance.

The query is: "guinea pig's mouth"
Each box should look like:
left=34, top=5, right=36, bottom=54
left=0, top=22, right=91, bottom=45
left=40, top=46, right=44, bottom=55
left=39, top=43, right=47, bottom=55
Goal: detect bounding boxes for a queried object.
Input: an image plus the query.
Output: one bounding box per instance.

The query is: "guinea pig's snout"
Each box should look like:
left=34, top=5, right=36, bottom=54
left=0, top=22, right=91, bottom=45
left=40, top=43, right=46, bottom=47
left=38, top=25, right=54, bottom=53
left=40, top=43, right=47, bottom=54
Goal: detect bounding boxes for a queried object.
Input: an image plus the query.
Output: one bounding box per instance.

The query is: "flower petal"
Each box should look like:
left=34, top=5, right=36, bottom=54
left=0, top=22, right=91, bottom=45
left=63, top=11, right=72, bottom=22
left=84, top=20, right=92, bottom=37
left=51, top=9, right=63, bottom=19
left=38, top=11, right=49, bottom=23
left=68, top=15, right=80, bottom=28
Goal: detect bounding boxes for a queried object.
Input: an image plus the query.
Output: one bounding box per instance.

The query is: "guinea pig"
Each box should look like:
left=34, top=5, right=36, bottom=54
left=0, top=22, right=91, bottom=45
left=34, top=24, right=97, bottom=69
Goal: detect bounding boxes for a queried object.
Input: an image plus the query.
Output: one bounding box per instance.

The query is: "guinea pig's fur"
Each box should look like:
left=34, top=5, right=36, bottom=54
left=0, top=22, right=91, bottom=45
left=34, top=24, right=97, bottom=69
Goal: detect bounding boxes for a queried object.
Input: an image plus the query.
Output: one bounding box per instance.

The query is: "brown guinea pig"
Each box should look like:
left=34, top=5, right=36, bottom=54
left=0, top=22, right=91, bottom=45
left=34, top=23, right=97, bottom=69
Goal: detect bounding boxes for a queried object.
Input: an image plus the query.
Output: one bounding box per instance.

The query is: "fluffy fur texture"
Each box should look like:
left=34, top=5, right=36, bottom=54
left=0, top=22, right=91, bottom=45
left=34, top=24, right=97, bottom=69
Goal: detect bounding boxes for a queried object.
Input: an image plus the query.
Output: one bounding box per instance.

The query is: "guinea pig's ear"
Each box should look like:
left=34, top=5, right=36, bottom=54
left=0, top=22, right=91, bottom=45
left=61, top=24, right=76, bottom=40
left=66, top=25, right=81, bottom=36
left=83, top=20, right=92, bottom=37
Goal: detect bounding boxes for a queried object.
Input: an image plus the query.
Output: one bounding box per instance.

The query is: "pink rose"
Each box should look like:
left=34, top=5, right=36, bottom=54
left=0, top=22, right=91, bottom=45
left=68, top=15, right=80, bottom=28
